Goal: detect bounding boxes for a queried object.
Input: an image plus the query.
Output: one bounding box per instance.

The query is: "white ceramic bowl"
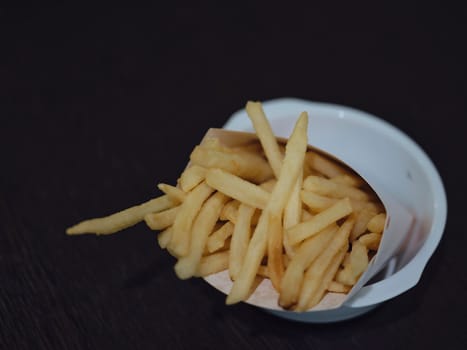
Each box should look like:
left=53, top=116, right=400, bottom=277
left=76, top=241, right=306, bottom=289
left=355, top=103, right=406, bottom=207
left=221, top=98, right=447, bottom=323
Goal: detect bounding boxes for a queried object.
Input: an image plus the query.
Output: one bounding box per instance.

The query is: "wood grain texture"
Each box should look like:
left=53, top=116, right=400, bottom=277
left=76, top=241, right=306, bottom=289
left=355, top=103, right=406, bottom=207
left=1, top=5, right=466, bottom=350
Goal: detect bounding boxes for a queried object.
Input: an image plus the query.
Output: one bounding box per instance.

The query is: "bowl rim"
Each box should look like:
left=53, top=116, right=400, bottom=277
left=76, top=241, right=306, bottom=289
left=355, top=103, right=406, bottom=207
left=224, top=97, right=448, bottom=309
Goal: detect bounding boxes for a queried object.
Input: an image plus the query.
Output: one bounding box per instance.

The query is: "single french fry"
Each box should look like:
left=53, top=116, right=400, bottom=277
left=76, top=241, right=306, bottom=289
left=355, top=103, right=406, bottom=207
left=206, top=168, right=270, bottom=209
left=327, top=280, right=351, bottom=293
left=203, top=138, right=263, bottom=155
left=229, top=203, right=256, bottom=280
left=306, top=151, right=353, bottom=179
left=157, top=227, right=173, bottom=249
left=201, top=137, right=225, bottom=151
left=219, top=200, right=240, bottom=223
left=282, top=234, right=295, bottom=261
left=203, top=235, right=232, bottom=256
left=144, top=206, right=180, bottom=230
left=359, top=232, right=382, bottom=250
left=190, top=145, right=273, bottom=183
left=230, top=141, right=263, bottom=155
left=174, top=192, right=229, bottom=279
left=157, top=183, right=186, bottom=203
left=226, top=112, right=309, bottom=305
left=246, top=101, right=283, bottom=178
left=329, top=174, right=364, bottom=187
left=296, top=218, right=354, bottom=311
left=169, top=182, right=214, bottom=257
left=301, top=190, right=336, bottom=212
left=336, top=240, right=369, bottom=286
left=252, top=178, right=276, bottom=225
left=287, top=198, right=353, bottom=245
left=283, top=173, right=303, bottom=258
left=268, top=112, right=308, bottom=217
left=178, top=165, right=207, bottom=192
left=349, top=206, right=379, bottom=241
left=284, top=174, right=302, bottom=229
left=306, top=246, right=347, bottom=309
left=205, top=236, right=231, bottom=255
left=267, top=214, right=284, bottom=291
left=303, top=176, right=371, bottom=201
left=227, top=209, right=270, bottom=303
left=279, top=224, right=338, bottom=308
left=66, top=195, right=177, bottom=235
left=301, top=190, right=380, bottom=214
left=367, top=213, right=386, bottom=234
left=194, top=251, right=230, bottom=277
left=351, top=200, right=383, bottom=214
left=207, top=221, right=235, bottom=253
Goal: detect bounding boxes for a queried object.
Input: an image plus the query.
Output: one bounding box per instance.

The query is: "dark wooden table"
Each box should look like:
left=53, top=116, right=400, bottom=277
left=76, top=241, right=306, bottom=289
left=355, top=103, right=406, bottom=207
left=1, top=5, right=465, bottom=349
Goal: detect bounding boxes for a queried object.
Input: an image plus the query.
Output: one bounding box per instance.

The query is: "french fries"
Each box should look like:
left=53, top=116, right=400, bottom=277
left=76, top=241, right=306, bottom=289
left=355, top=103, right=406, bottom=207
left=66, top=101, right=387, bottom=312
left=226, top=111, right=309, bottom=305
left=174, top=192, right=229, bottom=279
left=279, top=224, right=338, bottom=308
left=168, top=182, right=215, bottom=257
left=336, top=240, right=369, bottom=286
left=296, top=218, right=353, bottom=311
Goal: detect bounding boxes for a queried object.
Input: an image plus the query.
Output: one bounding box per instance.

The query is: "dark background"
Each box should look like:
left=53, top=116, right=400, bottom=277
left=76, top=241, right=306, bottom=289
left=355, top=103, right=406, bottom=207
left=1, top=4, right=466, bottom=349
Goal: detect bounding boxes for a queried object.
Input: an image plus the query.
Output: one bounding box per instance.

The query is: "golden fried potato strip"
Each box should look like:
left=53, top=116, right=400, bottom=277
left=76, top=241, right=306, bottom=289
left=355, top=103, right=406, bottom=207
left=66, top=195, right=177, bottom=235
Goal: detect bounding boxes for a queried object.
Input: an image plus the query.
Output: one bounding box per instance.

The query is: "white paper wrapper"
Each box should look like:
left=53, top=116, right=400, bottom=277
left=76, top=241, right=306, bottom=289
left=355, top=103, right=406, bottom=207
left=199, top=128, right=414, bottom=312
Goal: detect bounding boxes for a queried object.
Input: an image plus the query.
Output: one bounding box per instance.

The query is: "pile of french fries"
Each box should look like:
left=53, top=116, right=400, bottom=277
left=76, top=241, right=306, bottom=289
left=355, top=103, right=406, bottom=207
left=67, top=101, right=386, bottom=312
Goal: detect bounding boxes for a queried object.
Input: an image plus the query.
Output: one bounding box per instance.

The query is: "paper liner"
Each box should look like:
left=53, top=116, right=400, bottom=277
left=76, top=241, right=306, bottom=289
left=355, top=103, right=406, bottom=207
left=198, top=128, right=413, bottom=312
